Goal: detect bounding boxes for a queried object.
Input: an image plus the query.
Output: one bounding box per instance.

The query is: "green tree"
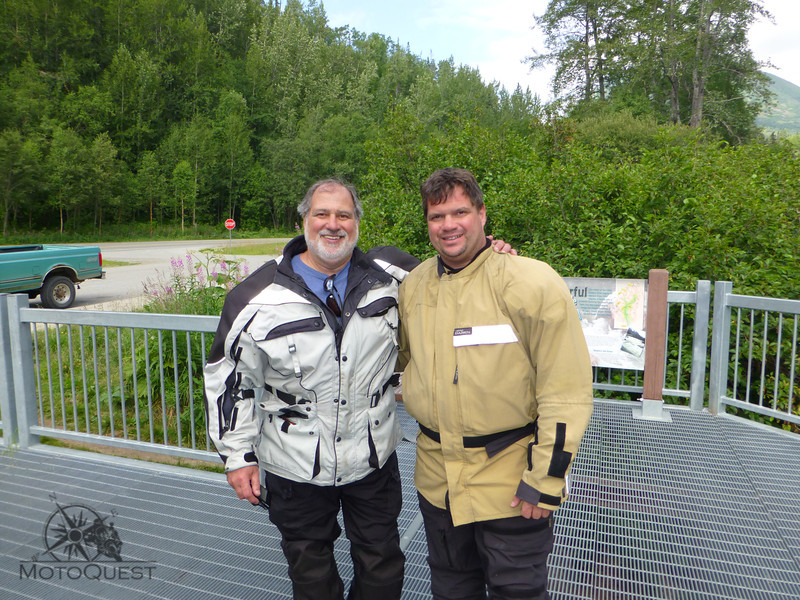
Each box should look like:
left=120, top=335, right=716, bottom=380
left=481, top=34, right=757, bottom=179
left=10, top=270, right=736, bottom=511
left=60, top=85, right=114, bottom=138
left=160, top=115, right=216, bottom=227
left=0, top=56, right=51, bottom=132
left=530, top=0, right=625, bottom=102
left=177, top=7, right=219, bottom=117
left=46, top=126, right=87, bottom=234
left=245, top=0, right=324, bottom=136
left=183, top=116, right=215, bottom=227
left=683, top=0, right=771, bottom=138
left=86, top=133, right=124, bottom=233
left=102, top=45, right=164, bottom=162
left=172, top=159, right=195, bottom=232
left=407, top=59, right=501, bottom=130
left=241, top=162, right=273, bottom=228
left=136, top=151, right=167, bottom=231
left=531, top=0, right=772, bottom=141
left=213, top=90, right=252, bottom=221
left=1, top=0, right=102, bottom=86
left=259, top=134, right=312, bottom=228
left=0, top=129, right=42, bottom=235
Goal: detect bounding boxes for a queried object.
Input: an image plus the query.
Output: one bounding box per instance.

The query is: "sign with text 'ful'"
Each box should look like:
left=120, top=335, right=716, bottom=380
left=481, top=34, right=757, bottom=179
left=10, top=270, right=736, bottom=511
left=562, top=277, right=648, bottom=371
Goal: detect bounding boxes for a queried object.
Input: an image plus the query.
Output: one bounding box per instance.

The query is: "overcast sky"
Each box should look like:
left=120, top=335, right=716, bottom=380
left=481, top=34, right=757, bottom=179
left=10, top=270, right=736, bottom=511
left=320, top=0, right=800, bottom=100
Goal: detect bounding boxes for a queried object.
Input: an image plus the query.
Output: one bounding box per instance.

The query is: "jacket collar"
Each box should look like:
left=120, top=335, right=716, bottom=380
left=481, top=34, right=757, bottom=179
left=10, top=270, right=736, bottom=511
left=437, top=238, right=492, bottom=277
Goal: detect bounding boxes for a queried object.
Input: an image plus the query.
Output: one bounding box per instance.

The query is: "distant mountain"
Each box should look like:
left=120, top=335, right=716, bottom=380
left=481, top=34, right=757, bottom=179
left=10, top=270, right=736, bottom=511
left=757, top=73, right=800, bottom=135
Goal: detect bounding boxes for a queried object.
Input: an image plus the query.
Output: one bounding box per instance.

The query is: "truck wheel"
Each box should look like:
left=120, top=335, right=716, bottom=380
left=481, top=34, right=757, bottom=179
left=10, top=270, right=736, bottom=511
left=41, top=275, right=76, bottom=309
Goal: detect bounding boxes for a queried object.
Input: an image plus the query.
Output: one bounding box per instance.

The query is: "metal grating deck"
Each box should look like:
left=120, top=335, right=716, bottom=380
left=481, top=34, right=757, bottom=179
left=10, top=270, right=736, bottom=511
left=1, top=400, right=799, bottom=599
left=549, top=402, right=800, bottom=600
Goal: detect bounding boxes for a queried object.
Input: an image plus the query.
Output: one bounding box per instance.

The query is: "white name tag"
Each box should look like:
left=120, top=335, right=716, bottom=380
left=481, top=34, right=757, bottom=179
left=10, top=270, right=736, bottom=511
left=453, top=324, right=519, bottom=347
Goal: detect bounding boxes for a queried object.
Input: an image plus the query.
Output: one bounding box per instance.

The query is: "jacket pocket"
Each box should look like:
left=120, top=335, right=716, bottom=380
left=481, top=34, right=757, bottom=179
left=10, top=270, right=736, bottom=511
left=259, top=402, right=321, bottom=480
left=263, top=317, right=325, bottom=340
left=357, top=296, right=397, bottom=318
left=366, top=395, right=401, bottom=469
left=254, top=315, right=330, bottom=380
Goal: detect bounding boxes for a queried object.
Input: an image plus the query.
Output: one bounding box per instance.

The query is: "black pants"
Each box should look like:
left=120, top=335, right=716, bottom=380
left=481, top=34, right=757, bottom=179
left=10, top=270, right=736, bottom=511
left=263, top=453, right=404, bottom=600
left=419, top=492, right=553, bottom=600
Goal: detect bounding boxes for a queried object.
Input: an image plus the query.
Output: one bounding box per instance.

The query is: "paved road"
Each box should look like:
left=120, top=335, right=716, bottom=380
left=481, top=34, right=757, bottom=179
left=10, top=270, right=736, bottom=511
left=28, top=239, right=289, bottom=310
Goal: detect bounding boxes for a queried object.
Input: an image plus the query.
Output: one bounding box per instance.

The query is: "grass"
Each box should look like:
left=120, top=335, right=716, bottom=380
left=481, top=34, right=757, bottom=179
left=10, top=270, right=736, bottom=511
left=40, top=437, right=225, bottom=473
left=2, top=223, right=294, bottom=245
left=206, top=241, right=287, bottom=256
left=104, top=260, right=138, bottom=267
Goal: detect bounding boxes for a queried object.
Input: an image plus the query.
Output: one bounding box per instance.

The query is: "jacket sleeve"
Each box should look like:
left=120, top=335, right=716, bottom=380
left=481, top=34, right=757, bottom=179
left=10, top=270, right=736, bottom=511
left=396, top=279, right=411, bottom=373
left=204, top=302, right=268, bottom=473
left=368, top=245, right=420, bottom=373
left=510, top=265, right=593, bottom=511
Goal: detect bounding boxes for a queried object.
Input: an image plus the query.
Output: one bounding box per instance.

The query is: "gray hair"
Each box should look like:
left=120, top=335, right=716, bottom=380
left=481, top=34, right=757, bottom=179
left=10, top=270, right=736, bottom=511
left=297, top=179, right=362, bottom=221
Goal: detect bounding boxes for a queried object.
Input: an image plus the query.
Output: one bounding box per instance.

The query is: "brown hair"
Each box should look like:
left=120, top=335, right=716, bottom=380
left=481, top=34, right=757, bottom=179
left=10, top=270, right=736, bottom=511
left=420, top=168, right=484, bottom=217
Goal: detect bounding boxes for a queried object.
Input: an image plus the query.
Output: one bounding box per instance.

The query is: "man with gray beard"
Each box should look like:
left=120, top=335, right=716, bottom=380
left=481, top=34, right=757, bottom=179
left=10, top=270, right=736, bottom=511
left=204, top=179, right=419, bottom=600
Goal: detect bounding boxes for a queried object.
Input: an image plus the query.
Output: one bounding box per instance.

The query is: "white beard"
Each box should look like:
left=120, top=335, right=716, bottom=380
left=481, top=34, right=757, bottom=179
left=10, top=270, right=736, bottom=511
left=305, top=227, right=358, bottom=265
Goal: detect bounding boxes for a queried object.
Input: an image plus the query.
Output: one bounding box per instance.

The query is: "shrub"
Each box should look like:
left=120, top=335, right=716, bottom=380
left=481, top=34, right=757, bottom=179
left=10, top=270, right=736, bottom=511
left=142, top=251, right=248, bottom=315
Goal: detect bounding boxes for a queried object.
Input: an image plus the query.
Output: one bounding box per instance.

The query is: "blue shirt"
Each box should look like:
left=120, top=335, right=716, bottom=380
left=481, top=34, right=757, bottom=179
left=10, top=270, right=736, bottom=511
left=291, top=254, right=349, bottom=309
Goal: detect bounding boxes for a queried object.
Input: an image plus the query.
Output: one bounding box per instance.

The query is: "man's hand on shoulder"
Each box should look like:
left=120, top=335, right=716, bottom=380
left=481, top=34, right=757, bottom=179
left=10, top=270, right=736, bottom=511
left=227, top=464, right=261, bottom=505
left=488, top=235, right=518, bottom=256
left=510, top=495, right=552, bottom=520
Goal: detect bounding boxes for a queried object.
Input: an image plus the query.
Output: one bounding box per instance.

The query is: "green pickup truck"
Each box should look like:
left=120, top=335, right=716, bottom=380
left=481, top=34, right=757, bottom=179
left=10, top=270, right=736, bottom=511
left=0, top=245, right=105, bottom=308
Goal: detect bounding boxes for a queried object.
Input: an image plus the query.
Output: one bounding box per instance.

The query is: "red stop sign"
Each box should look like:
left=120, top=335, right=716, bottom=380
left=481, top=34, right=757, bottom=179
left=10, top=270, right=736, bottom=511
left=225, top=219, right=236, bottom=230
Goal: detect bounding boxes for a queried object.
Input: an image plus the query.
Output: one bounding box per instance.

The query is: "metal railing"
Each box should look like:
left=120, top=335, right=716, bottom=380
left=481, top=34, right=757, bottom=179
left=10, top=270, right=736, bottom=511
left=1, top=293, right=219, bottom=460
left=0, top=293, right=16, bottom=446
left=1, top=279, right=798, bottom=456
left=591, top=281, right=711, bottom=410
left=709, top=281, right=800, bottom=426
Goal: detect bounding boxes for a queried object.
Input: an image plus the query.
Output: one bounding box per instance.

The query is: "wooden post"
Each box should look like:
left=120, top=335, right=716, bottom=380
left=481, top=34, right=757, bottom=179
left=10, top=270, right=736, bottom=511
left=634, top=269, right=672, bottom=421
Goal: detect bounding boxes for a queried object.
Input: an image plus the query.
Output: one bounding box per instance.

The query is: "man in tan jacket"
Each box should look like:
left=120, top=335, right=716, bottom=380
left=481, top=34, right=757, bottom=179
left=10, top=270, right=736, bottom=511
left=398, top=168, right=593, bottom=600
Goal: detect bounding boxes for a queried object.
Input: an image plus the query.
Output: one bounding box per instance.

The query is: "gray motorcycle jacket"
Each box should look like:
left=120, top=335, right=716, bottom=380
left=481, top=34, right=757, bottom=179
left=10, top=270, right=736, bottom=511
left=204, top=236, right=418, bottom=485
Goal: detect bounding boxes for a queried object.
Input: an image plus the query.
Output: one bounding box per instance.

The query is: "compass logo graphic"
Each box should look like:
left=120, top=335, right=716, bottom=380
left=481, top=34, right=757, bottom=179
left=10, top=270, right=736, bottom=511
left=42, top=501, right=123, bottom=562
left=19, top=494, right=156, bottom=582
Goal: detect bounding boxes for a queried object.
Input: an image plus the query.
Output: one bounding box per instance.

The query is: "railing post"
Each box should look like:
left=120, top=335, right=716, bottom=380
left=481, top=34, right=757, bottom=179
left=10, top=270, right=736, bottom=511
left=689, top=280, right=711, bottom=411
left=7, top=294, right=39, bottom=447
left=634, top=269, right=671, bottom=421
left=0, top=295, right=19, bottom=446
left=708, top=281, right=733, bottom=416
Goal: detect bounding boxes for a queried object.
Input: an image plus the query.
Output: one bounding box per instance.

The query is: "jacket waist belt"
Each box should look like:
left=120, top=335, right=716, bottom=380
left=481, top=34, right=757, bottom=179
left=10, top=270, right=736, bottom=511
left=266, top=373, right=401, bottom=407
left=418, top=420, right=538, bottom=458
